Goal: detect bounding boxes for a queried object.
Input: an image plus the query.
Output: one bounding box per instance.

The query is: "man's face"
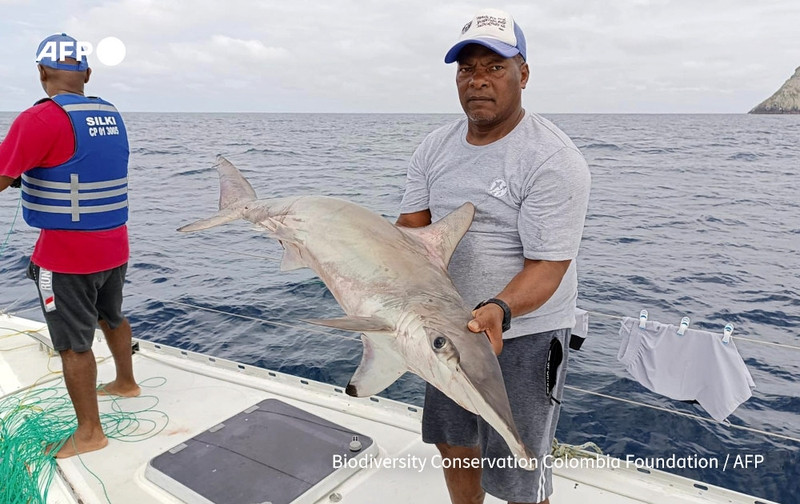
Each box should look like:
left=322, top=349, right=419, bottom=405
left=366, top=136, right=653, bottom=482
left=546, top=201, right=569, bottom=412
left=456, top=44, right=529, bottom=127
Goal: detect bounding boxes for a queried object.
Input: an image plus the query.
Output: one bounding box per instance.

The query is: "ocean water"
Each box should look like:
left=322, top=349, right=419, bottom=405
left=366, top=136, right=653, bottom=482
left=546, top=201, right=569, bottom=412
left=0, top=112, right=798, bottom=503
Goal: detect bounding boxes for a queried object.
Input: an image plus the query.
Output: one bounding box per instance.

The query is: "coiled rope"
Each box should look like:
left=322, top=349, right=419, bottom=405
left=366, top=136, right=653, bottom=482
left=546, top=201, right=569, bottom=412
left=0, top=373, right=169, bottom=504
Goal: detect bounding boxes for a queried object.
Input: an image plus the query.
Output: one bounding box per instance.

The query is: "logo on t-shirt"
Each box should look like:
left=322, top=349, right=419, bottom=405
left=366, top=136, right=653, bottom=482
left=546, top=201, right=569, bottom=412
left=488, top=178, right=508, bottom=198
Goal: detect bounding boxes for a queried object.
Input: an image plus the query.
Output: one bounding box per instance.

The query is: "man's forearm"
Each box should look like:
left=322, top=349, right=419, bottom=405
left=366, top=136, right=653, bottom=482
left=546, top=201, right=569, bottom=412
left=468, top=258, right=572, bottom=355
left=496, top=258, right=571, bottom=318
left=396, top=209, right=432, bottom=228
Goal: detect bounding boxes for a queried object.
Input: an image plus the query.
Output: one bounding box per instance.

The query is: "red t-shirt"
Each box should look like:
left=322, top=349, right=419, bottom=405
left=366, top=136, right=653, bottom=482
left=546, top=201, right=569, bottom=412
left=0, top=99, right=129, bottom=274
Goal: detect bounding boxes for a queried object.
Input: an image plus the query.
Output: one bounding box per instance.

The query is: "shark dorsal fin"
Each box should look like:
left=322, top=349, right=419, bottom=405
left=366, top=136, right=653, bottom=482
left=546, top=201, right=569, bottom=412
left=398, top=202, right=475, bottom=269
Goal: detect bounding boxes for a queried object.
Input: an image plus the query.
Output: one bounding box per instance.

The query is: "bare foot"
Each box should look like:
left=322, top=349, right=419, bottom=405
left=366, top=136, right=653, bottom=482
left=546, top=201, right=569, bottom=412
left=97, top=380, right=141, bottom=397
left=46, top=433, right=109, bottom=459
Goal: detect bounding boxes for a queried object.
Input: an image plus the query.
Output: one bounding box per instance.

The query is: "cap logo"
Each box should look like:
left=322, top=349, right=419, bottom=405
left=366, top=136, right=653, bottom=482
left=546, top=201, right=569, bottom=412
left=475, top=14, right=507, bottom=32
left=461, top=21, right=472, bottom=34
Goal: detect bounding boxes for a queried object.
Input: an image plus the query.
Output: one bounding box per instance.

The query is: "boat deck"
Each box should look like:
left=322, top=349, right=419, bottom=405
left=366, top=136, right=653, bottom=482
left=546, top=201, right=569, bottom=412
left=0, top=314, right=776, bottom=504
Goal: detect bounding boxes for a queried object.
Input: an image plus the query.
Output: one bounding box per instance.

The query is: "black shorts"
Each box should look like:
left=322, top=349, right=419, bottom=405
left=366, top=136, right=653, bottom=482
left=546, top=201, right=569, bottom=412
left=421, top=328, right=570, bottom=503
left=27, top=261, right=127, bottom=353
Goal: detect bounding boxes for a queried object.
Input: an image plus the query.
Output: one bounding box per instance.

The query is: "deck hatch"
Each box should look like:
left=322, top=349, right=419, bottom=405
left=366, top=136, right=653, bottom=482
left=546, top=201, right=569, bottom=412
left=145, top=398, right=376, bottom=504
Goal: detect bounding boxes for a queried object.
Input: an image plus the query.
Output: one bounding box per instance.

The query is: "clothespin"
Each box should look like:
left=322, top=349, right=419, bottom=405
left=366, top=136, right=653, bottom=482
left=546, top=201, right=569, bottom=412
left=677, top=316, right=690, bottom=336
left=639, top=309, right=648, bottom=329
left=722, top=323, right=734, bottom=344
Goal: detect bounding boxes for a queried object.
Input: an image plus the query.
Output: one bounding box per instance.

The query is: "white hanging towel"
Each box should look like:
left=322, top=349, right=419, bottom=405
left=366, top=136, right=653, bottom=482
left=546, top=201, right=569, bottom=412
left=618, top=316, right=755, bottom=422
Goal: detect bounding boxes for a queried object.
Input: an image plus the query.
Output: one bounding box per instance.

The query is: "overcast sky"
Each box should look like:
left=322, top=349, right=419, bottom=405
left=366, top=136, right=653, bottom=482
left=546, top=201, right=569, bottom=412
left=1, top=0, right=798, bottom=113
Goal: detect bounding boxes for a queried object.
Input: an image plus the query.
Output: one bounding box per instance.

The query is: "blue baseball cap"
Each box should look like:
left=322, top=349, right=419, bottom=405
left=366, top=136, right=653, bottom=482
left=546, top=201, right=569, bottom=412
left=35, top=33, right=89, bottom=71
left=444, top=9, right=527, bottom=64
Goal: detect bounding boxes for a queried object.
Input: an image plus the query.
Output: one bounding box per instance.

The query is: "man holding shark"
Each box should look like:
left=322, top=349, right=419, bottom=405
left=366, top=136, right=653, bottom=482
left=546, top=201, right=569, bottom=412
left=397, top=9, right=591, bottom=504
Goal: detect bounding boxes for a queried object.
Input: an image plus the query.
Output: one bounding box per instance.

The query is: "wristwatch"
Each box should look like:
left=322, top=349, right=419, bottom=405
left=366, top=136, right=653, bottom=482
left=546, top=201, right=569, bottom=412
left=474, top=298, right=511, bottom=332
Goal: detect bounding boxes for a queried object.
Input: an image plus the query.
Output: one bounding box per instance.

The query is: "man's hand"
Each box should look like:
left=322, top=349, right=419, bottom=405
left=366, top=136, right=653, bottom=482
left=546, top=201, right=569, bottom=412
left=0, top=175, right=20, bottom=192
left=468, top=303, right=505, bottom=355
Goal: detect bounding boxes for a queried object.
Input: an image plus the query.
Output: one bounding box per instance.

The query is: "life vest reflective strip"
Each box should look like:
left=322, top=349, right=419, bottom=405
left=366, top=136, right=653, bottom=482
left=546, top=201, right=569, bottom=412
left=22, top=174, right=127, bottom=191
left=21, top=174, right=128, bottom=222
left=60, top=103, right=119, bottom=113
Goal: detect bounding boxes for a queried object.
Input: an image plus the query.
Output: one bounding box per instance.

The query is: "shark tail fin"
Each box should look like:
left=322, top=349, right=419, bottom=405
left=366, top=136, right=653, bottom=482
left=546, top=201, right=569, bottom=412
left=177, top=207, right=242, bottom=232
left=177, top=155, right=257, bottom=233
left=216, top=155, right=258, bottom=210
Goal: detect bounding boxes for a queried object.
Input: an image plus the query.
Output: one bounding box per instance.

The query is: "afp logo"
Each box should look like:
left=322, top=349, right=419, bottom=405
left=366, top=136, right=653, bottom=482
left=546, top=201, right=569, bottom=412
left=36, top=34, right=127, bottom=67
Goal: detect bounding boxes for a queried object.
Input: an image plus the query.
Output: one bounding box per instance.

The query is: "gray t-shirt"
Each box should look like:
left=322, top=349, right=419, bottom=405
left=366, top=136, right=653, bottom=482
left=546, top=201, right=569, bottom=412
left=400, top=112, right=591, bottom=338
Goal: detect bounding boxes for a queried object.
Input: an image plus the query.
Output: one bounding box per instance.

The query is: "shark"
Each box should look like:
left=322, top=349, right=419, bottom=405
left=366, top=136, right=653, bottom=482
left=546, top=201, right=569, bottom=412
left=178, top=155, right=535, bottom=464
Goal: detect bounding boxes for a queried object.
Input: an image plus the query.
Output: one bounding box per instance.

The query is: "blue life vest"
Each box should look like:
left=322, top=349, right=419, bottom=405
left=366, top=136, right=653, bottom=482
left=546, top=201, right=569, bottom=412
left=21, top=94, right=129, bottom=230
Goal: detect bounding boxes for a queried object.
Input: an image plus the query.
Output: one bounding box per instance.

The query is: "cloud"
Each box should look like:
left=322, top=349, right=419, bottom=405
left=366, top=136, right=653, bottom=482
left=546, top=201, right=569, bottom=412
left=210, top=35, right=289, bottom=61
left=168, top=35, right=290, bottom=70
left=1, top=0, right=799, bottom=112
left=167, top=36, right=289, bottom=67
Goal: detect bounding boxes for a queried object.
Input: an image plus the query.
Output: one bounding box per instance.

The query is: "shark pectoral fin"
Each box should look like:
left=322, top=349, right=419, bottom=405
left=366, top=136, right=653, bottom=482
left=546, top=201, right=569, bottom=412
left=346, top=335, right=407, bottom=397
left=302, top=317, right=394, bottom=333
left=279, top=242, right=307, bottom=271
left=178, top=208, right=242, bottom=232
left=397, top=202, right=475, bottom=268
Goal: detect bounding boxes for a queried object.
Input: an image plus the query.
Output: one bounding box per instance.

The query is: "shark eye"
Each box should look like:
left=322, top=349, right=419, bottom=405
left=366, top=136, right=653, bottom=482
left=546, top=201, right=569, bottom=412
left=433, top=336, right=447, bottom=349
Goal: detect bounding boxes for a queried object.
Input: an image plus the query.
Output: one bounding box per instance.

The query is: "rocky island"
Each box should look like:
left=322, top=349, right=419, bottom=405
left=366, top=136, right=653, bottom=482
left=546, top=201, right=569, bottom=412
left=750, top=66, right=800, bottom=114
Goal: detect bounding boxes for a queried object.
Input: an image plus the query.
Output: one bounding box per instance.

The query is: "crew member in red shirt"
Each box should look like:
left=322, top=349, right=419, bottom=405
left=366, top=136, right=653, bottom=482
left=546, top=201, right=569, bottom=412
left=0, top=33, right=139, bottom=458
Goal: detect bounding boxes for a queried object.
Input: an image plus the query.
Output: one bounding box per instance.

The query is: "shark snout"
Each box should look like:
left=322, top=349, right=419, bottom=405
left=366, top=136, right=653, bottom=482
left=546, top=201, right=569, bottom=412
left=421, top=326, right=536, bottom=464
